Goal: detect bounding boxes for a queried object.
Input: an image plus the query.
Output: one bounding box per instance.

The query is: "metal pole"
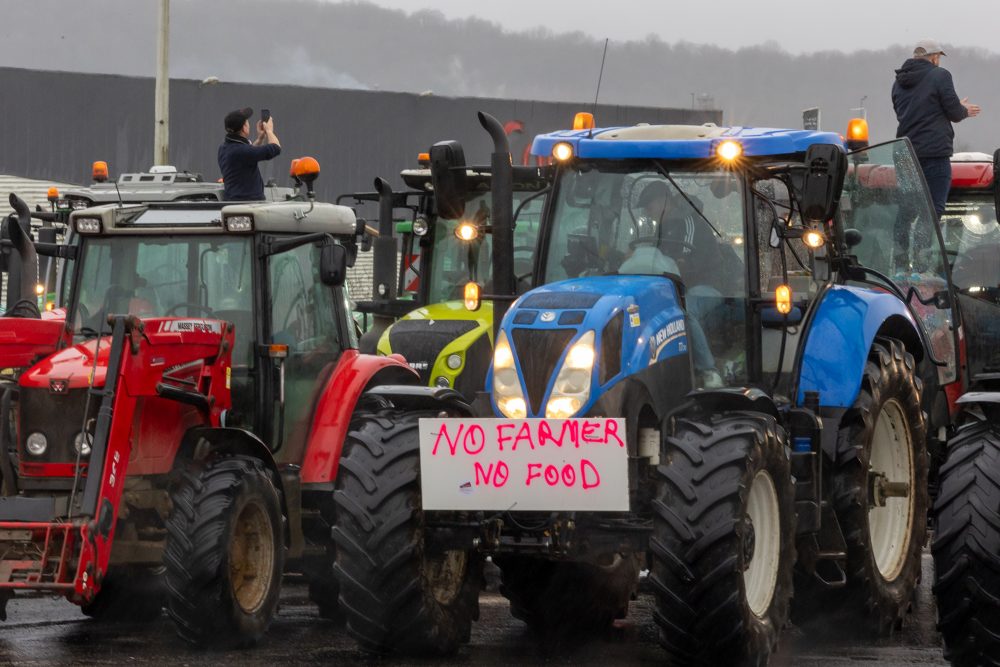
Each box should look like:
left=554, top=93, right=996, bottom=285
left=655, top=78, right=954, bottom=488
left=153, top=0, right=170, bottom=165
left=477, top=112, right=513, bottom=340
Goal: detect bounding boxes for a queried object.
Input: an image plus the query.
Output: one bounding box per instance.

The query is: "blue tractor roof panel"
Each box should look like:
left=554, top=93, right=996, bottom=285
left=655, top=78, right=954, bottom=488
left=531, top=125, right=845, bottom=160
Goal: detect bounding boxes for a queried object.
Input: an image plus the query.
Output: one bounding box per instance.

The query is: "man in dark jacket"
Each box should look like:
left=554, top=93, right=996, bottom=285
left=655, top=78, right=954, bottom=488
left=218, top=107, right=282, bottom=201
left=892, top=39, right=980, bottom=216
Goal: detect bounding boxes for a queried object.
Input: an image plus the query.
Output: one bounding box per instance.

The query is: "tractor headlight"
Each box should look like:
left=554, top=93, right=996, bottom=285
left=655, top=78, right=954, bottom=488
left=546, top=330, right=595, bottom=419
left=74, top=431, right=92, bottom=457
left=493, top=330, right=527, bottom=419
left=26, top=432, right=48, bottom=456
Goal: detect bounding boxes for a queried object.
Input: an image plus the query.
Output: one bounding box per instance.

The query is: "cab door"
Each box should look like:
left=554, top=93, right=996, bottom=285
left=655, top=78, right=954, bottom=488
left=266, top=242, right=347, bottom=463
left=839, top=138, right=960, bottom=387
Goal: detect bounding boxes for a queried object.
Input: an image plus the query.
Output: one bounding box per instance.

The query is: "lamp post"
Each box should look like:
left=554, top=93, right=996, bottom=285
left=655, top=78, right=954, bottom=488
left=153, top=0, right=170, bottom=166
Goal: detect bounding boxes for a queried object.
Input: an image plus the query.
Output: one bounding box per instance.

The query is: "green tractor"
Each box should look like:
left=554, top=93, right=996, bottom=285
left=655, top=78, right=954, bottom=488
left=348, top=141, right=550, bottom=399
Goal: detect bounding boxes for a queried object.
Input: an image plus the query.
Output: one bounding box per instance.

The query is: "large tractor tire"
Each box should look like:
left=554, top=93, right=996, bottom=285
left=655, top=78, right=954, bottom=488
left=932, top=418, right=1000, bottom=666
left=332, top=411, right=480, bottom=655
left=163, top=455, right=285, bottom=647
left=829, top=337, right=927, bottom=634
left=81, top=566, right=164, bottom=622
left=651, top=412, right=795, bottom=666
left=495, top=554, right=639, bottom=637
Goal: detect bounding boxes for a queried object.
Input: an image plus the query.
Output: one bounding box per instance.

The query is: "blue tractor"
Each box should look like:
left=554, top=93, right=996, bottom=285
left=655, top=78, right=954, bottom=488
left=329, top=115, right=963, bottom=663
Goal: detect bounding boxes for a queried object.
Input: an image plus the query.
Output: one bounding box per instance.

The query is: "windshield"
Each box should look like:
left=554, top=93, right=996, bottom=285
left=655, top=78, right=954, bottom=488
left=544, top=165, right=746, bottom=293
left=73, top=235, right=254, bottom=358
left=545, top=163, right=749, bottom=385
left=426, top=191, right=545, bottom=303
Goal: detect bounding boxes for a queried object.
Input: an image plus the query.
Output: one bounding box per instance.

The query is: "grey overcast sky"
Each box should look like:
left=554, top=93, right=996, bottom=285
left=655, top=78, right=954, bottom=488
left=345, top=0, right=1000, bottom=54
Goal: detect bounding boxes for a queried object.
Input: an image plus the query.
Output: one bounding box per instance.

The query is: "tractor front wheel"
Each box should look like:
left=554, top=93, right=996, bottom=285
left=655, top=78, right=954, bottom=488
left=163, top=455, right=284, bottom=647
left=932, top=417, right=1000, bottom=666
left=332, top=411, right=480, bottom=655
left=651, top=412, right=795, bottom=666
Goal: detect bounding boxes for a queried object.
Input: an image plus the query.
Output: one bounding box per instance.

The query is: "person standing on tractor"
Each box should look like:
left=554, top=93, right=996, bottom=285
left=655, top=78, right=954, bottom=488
left=218, top=107, right=282, bottom=201
left=892, top=39, right=980, bottom=217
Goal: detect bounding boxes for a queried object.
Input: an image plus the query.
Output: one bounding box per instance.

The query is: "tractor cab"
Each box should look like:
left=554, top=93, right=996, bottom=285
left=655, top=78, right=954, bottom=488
left=372, top=165, right=549, bottom=395
left=33, top=161, right=301, bottom=313
left=341, top=146, right=551, bottom=398
left=44, top=195, right=364, bottom=469
left=505, top=123, right=956, bottom=415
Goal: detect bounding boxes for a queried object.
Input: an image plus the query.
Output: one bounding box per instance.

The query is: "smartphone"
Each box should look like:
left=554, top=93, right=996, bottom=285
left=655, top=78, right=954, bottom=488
left=261, top=108, right=271, bottom=123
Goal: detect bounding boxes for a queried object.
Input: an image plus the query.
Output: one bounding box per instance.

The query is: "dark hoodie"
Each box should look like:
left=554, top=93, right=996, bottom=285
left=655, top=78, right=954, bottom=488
left=892, top=58, right=968, bottom=159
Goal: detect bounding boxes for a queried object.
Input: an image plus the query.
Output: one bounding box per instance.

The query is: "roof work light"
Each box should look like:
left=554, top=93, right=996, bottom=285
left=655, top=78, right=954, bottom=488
left=716, top=140, right=743, bottom=162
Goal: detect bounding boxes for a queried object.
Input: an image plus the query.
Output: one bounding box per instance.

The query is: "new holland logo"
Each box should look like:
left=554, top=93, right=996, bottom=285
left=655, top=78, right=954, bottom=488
left=49, top=379, right=69, bottom=394
left=540, top=311, right=556, bottom=322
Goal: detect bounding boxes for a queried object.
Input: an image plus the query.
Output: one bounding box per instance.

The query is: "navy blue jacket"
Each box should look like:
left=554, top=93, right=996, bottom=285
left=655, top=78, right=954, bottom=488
left=892, top=58, right=968, bottom=159
left=218, top=134, right=282, bottom=201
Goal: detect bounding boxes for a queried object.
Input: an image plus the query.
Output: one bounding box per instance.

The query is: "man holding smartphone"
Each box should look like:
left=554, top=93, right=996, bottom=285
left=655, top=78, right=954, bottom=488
left=218, top=107, right=282, bottom=201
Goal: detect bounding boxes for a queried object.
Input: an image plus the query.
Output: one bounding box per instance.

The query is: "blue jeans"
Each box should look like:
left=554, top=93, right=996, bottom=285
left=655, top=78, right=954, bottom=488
left=919, top=157, right=952, bottom=217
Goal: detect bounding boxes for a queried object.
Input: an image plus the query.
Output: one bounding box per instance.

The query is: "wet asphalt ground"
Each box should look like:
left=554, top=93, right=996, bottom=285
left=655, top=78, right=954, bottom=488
left=0, top=553, right=946, bottom=667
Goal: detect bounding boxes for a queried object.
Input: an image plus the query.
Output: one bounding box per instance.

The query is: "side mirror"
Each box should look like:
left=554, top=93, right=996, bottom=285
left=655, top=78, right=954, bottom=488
left=429, top=140, right=468, bottom=220
left=801, top=144, right=847, bottom=223
left=319, top=241, right=347, bottom=287
left=993, top=148, right=1000, bottom=217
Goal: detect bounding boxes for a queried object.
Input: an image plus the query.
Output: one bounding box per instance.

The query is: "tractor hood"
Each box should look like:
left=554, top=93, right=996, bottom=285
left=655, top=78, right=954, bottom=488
left=378, top=301, right=493, bottom=397
left=20, top=337, right=113, bottom=390
left=0, top=318, right=69, bottom=370
left=491, top=275, right=688, bottom=418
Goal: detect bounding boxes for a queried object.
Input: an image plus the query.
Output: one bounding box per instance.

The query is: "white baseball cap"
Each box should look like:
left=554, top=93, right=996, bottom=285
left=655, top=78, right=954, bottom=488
left=914, top=39, right=946, bottom=57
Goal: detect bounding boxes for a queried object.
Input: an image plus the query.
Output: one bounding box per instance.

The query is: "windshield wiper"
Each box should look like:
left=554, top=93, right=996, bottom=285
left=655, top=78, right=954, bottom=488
left=652, top=160, right=722, bottom=239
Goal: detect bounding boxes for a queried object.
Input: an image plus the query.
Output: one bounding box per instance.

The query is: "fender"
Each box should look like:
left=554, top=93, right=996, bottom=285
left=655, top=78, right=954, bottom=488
left=179, top=426, right=277, bottom=469
left=797, top=285, right=922, bottom=408
left=687, top=386, right=781, bottom=420
left=300, top=349, right=418, bottom=485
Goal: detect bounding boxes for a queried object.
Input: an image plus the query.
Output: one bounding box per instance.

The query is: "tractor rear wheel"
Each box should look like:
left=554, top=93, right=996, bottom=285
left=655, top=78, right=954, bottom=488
left=163, top=455, right=284, bottom=647
left=81, top=566, right=164, bottom=622
left=332, top=411, right=480, bottom=655
left=932, top=417, right=1000, bottom=666
left=650, top=412, right=795, bottom=666
left=495, top=554, right=639, bottom=637
left=829, top=337, right=927, bottom=634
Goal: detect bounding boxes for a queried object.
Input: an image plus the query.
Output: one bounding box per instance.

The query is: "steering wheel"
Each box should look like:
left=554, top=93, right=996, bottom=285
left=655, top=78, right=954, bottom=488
left=166, top=303, right=216, bottom=317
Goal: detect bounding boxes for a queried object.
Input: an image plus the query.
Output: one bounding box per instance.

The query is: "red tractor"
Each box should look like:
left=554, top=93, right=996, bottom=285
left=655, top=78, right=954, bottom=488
left=0, top=163, right=471, bottom=647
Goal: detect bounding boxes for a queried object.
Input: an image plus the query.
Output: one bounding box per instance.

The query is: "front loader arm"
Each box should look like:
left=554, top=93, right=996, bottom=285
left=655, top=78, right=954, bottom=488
left=0, top=314, right=233, bottom=604
left=72, top=315, right=234, bottom=601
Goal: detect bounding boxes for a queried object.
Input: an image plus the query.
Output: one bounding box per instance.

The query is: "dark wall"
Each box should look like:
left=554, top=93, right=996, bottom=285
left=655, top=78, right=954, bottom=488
left=0, top=67, right=721, bottom=201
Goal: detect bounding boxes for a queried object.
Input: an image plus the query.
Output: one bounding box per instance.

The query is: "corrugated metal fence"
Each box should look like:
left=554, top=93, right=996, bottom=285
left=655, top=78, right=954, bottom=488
left=0, top=67, right=720, bottom=203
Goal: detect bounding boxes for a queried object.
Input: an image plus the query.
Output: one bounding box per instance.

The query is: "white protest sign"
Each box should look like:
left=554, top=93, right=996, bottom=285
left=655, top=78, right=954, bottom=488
left=418, top=418, right=629, bottom=512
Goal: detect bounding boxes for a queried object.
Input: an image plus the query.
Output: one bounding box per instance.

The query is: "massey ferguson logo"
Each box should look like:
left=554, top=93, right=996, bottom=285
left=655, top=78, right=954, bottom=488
left=49, top=379, right=69, bottom=394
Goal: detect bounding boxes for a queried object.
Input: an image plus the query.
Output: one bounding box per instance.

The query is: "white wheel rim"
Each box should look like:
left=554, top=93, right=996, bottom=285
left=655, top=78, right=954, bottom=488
left=868, top=398, right=914, bottom=582
left=744, top=470, right=781, bottom=618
